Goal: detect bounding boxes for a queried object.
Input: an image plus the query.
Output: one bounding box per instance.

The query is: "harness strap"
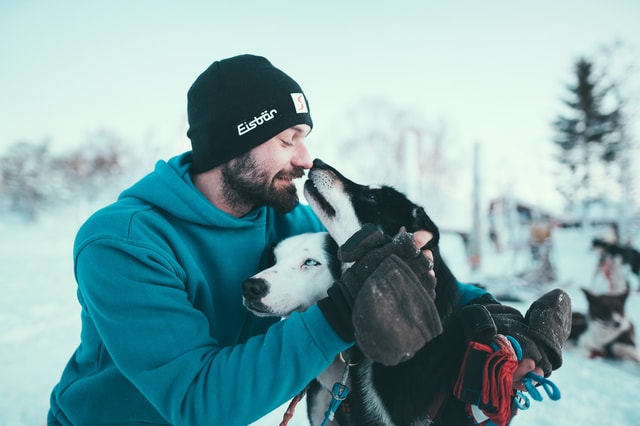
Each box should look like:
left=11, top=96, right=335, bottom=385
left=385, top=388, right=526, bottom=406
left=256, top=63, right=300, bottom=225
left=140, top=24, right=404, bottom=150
left=279, top=349, right=358, bottom=426
left=279, top=385, right=309, bottom=426
left=321, top=353, right=353, bottom=426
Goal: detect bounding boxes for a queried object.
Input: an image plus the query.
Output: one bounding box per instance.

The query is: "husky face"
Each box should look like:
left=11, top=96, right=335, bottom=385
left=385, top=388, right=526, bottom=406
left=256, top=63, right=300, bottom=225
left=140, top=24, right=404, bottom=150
left=577, top=287, right=640, bottom=362
left=303, top=158, right=439, bottom=246
left=583, top=288, right=631, bottom=332
left=242, top=232, right=341, bottom=317
left=302, top=158, right=458, bottom=321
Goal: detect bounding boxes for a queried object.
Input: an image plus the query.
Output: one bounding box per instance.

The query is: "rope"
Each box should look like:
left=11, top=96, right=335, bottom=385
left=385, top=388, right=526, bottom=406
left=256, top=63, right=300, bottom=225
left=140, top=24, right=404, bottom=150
left=279, top=350, right=355, bottom=426
left=453, top=334, right=519, bottom=426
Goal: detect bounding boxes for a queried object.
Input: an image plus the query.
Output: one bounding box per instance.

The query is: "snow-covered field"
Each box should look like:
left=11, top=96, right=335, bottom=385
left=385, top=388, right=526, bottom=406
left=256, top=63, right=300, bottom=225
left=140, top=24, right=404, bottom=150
left=2, top=204, right=639, bottom=426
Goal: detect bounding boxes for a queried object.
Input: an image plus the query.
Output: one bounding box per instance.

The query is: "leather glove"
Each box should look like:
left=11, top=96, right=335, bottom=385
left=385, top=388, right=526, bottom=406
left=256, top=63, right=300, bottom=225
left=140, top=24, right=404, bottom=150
left=318, top=224, right=442, bottom=366
left=524, top=288, right=572, bottom=371
left=484, top=289, right=572, bottom=376
left=317, top=224, right=392, bottom=341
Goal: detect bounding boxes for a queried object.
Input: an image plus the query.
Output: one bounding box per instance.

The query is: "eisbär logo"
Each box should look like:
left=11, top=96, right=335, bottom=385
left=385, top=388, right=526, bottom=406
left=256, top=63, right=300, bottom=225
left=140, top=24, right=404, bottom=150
left=237, top=109, right=278, bottom=136
left=290, top=93, right=308, bottom=113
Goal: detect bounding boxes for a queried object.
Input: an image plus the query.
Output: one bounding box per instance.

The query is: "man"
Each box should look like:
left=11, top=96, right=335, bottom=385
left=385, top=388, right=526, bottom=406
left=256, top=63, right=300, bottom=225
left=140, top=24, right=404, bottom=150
left=48, top=54, right=568, bottom=425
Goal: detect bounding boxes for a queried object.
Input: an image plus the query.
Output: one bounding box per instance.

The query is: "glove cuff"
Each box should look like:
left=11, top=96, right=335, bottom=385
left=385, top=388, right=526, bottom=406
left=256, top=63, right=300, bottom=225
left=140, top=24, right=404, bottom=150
left=318, top=283, right=355, bottom=342
left=338, top=224, right=389, bottom=262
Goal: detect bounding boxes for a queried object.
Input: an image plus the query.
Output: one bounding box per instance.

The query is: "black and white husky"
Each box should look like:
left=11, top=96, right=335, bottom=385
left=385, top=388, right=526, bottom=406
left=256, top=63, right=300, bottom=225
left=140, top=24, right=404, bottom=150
left=243, top=231, right=341, bottom=319
left=243, top=159, right=487, bottom=425
left=570, top=287, right=640, bottom=363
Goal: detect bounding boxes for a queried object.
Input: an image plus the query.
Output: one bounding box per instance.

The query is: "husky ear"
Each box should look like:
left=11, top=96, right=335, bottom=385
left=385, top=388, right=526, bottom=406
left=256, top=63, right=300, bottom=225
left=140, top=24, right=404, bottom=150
left=619, top=286, right=630, bottom=299
left=412, top=207, right=439, bottom=243
left=581, top=287, right=596, bottom=301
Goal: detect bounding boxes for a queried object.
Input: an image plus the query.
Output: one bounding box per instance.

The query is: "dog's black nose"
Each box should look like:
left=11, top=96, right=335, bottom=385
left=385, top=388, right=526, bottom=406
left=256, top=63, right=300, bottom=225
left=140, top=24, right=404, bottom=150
left=242, top=278, right=268, bottom=300
left=312, top=158, right=331, bottom=170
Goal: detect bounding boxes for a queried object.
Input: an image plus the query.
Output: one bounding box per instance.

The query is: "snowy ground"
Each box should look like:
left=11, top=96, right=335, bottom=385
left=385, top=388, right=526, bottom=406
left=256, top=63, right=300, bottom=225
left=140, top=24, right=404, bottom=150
left=2, top=205, right=640, bottom=426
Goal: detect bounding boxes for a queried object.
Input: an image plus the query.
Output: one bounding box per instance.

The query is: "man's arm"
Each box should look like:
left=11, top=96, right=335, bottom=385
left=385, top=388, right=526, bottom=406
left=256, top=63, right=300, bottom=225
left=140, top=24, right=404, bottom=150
left=75, top=239, right=350, bottom=425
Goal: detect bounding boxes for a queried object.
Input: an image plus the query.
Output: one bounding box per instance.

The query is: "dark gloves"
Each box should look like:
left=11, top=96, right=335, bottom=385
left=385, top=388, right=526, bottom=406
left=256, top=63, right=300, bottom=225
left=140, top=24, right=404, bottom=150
left=318, top=224, right=442, bottom=366
left=484, top=289, right=572, bottom=376
left=317, top=224, right=391, bottom=341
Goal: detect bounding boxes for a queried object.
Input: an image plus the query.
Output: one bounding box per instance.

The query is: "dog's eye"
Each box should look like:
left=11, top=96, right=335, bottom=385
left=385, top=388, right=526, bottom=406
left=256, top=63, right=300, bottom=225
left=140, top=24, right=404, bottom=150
left=303, top=259, right=321, bottom=267
left=362, top=192, right=376, bottom=203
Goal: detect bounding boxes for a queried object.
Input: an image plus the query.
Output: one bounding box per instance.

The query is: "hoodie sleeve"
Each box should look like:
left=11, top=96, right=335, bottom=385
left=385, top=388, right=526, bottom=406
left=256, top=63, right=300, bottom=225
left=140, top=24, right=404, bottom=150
left=75, top=237, right=350, bottom=425
left=457, top=281, right=491, bottom=306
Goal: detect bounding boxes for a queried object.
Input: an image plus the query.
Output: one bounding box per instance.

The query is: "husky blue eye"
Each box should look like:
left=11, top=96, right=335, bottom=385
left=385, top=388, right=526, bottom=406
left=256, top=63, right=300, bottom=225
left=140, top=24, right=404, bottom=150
left=303, top=259, right=321, bottom=267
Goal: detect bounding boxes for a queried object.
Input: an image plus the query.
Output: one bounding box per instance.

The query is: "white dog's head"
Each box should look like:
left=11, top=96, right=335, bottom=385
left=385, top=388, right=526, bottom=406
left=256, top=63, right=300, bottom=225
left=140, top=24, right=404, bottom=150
left=242, top=232, right=342, bottom=317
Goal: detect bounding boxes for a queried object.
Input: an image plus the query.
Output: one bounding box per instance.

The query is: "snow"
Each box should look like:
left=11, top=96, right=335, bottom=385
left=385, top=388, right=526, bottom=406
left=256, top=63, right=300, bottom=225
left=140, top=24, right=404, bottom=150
left=2, top=204, right=640, bottom=426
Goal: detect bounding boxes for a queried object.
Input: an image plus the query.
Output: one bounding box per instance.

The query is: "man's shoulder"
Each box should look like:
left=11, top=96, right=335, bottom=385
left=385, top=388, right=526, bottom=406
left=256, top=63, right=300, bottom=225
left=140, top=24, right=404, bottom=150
left=74, top=198, right=161, bottom=248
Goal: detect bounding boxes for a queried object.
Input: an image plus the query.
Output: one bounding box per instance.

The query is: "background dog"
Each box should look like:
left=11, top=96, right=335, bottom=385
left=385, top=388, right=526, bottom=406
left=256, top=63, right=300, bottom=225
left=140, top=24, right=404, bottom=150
left=592, top=238, right=640, bottom=277
left=592, top=238, right=640, bottom=292
left=570, top=287, right=640, bottom=363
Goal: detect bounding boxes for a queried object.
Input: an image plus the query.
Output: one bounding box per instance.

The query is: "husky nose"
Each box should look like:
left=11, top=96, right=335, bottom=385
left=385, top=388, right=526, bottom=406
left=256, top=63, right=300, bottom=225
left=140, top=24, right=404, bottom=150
left=312, top=158, right=328, bottom=169
left=242, top=278, right=268, bottom=300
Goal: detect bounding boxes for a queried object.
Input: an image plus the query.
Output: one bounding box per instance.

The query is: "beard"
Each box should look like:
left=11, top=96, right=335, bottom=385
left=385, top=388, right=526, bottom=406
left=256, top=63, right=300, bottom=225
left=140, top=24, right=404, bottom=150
left=220, top=152, right=304, bottom=214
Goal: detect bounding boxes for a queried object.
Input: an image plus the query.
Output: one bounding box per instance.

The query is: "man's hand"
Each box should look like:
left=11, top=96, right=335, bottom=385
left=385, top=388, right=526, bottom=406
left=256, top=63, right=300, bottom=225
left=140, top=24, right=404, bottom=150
left=349, top=227, right=442, bottom=365
left=412, top=229, right=434, bottom=251
left=512, top=358, right=544, bottom=391
left=317, top=224, right=443, bottom=366
left=486, top=289, right=572, bottom=377
left=412, top=229, right=437, bottom=285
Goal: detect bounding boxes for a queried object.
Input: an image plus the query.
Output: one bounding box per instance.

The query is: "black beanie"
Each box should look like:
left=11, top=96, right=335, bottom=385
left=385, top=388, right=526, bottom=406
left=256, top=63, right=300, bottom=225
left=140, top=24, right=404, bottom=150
left=186, top=54, right=313, bottom=174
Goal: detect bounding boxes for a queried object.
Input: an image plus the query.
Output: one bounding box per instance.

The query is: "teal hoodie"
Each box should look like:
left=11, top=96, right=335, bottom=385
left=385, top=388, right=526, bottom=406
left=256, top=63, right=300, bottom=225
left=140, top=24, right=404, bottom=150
left=48, top=152, right=348, bottom=425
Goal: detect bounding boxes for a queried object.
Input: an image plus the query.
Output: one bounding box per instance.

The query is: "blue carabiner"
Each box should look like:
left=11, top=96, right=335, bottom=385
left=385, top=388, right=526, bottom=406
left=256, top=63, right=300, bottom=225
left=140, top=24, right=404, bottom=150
left=514, top=390, right=531, bottom=410
left=514, top=372, right=561, bottom=410
left=322, top=382, right=349, bottom=426
left=522, top=372, right=561, bottom=401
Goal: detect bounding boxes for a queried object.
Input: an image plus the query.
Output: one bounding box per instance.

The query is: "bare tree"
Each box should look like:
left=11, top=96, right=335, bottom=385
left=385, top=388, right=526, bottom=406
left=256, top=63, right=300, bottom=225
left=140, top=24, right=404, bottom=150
left=0, top=140, right=53, bottom=220
left=330, top=98, right=460, bottom=214
left=0, top=129, right=130, bottom=221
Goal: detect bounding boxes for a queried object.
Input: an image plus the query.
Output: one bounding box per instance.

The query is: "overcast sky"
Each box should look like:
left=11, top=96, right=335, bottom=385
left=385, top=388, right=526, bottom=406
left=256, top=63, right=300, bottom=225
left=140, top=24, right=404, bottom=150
left=2, top=0, right=639, bottom=211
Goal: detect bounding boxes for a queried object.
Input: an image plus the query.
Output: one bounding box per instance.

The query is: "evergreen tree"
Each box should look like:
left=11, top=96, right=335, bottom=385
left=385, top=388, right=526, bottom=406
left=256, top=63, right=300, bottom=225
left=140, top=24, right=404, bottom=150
left=552, top=57, right=622, bottom=215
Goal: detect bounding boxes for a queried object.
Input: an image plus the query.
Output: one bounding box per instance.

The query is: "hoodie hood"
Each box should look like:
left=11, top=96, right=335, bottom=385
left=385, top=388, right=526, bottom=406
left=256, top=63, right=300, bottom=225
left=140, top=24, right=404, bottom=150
left=119, top=152, right=264, bottom=228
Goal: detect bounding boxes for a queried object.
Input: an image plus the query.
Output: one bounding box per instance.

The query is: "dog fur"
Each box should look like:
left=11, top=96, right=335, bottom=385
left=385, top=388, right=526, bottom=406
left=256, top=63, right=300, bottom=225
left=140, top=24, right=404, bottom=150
left=243, top=232, right=354, bottom=424
left=243, top=232, right=341, bottom=318
left=592, top=238, right=640, bottom=277
left=570, top=287, right=640, bottom=363
left=244, top=159, right=498, bottom=425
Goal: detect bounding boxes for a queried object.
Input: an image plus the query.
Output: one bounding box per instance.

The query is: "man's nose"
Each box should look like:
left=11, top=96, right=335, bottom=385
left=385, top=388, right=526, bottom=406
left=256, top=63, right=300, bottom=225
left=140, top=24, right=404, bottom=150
left=293, top=142, right=313, bottom=169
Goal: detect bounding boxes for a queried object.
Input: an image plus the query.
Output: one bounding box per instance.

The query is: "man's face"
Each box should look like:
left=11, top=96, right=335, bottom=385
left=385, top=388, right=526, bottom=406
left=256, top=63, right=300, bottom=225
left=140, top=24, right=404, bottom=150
left=221, top=125, right=312, bottom=213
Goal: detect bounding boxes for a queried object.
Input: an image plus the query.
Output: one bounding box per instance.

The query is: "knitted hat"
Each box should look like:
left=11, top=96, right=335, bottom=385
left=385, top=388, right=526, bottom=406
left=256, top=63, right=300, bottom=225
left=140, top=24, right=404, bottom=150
left=186, top=54, right=313, bottom=173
